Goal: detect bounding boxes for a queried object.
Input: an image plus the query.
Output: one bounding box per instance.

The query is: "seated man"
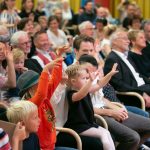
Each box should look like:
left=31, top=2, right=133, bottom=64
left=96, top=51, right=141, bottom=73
left=104, top=30, right=150, bottom=107
left=78, top=54, right=150, bottom=150
left=10, top=31, right=43, bottom=74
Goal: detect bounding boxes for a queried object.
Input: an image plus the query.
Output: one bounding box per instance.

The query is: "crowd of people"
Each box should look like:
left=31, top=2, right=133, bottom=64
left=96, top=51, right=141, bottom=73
left=1, top=0, right=150, bottom=150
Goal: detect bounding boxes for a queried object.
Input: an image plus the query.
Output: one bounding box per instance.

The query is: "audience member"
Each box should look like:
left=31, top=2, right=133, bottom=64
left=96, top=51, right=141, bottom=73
left=19, top=0, right=35, bottom=21
left=10, top=31, right=43, bottom=73
left=104, top=30, right=150, bottom=107
left=61, top=0, right=75, bottom=27
left=0, top=0, right=21, bottom=36
left=79, top=54, right=149, bottom=118
left=117, top=0, right=130, bottom=22
left=52, top=37, right=104, bottom=150
left=78, top=1, right=96, bottom=24
left=46, top=16, right=69, bottom=50
left=128, top=30, right=150, bottom=78
left=34, top=0, right=46, bottom=22
left=65, top=64, right=115, bottom=150
left=0, top=42, right=16, bottom=100
left=99, top=24, right=117, bottom=57
left=128, top=16, right=142, bottom=30
left=122, top=3, right=136, bottom=29
left=46, top=0, right=61, bottom=17
left=17, top=52, right=75, bottom=150
left=17, top=18, right=34, bottom=36
left=0, top=25, right=10, bottom=43
left=93, top=18, right=107, bottom=41
left=7, top=48, right=27, bottom=100
left=10, top=31, right=31, bottom=59
left=78, top=21, right=94, bottom=37
left=38, top=16, right=48, bottom=31
left=7, top=100, right=41, bottom=149
left=32, top=30, right=56, bottom=68
left=52, top=8, right=65, bottom=29
left=17, top=18, right=36, bottom=58
left=79, top=54, right=150, bottom=150
left=142, top=20, right=150, bottom=60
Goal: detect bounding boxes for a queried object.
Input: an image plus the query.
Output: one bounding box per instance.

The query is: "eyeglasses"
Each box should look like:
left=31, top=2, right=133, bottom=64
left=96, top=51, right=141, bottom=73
left=86, top=27, right=94, bottom=30
left=19, top=40, right=31, bottom=46
left=117, top=36, right=129, bottom=41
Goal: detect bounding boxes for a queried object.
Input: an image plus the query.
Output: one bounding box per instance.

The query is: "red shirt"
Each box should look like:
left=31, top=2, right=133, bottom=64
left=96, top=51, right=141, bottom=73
left=29, top=62, right=62, bottom=150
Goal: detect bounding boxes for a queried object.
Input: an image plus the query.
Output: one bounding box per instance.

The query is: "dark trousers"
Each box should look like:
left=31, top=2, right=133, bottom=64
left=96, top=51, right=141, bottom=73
left=103, top=112, right=150, bottom=150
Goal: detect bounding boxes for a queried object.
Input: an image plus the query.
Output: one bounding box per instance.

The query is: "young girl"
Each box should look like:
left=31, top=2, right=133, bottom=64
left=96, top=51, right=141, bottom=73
left=65, top=64, right=115, bottom=150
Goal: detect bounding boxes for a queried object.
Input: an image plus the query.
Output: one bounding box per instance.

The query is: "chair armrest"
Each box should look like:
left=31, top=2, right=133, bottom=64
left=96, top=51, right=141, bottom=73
left=111, top=102, right=125, bottom=108
left=116, top=91, right=145, bottom=110
left=94, top=114, right=108, bottom=129
left=56, top=127, right=82, bottom=150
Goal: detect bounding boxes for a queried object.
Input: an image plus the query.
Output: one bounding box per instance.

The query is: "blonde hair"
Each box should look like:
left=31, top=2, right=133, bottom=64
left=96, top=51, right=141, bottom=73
left=12, top=48, right=25, bottom=62
left=7, top=101, right=37, bottom=124
left=104, top=24, right=117, bottom=37
left=128, top=29, right=144, bottom=41
left=65, top=64, right=86, bottom=87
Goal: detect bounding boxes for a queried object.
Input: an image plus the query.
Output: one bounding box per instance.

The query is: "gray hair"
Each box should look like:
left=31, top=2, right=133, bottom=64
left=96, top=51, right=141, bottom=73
left=109, top=30, right=127, bottom=47
left=142, top=20, right=150, bottom=31
left=78, top=21, right=93, bottom=33
left=10, top=31, right=28, bottom=46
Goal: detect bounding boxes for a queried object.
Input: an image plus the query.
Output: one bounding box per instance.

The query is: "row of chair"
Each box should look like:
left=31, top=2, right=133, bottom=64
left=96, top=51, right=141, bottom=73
left=0, top=91, right=144, bottom=150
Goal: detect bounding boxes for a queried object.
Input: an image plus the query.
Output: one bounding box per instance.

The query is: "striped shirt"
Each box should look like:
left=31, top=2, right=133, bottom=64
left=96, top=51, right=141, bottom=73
left=0, top=10, right=20, bottom=37
left=0, top=128, right=11, bottom=150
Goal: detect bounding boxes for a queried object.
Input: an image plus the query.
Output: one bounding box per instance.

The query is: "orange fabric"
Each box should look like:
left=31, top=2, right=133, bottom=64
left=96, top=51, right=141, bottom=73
left=29, top=62, right=62, bottom=150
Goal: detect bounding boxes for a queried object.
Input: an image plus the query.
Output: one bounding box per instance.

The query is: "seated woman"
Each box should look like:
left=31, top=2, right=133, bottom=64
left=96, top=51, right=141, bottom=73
left=0, top=42, right=16, bottom=101
left=128, top=30, right=150, bottom=107
left=46, top=15, right=69, bottom=51
left=128, top=30, right=150, bottom=78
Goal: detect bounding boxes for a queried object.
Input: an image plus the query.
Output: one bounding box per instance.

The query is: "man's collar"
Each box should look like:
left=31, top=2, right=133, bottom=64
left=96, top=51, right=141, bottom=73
left=112, top=49, right=128, bottom=58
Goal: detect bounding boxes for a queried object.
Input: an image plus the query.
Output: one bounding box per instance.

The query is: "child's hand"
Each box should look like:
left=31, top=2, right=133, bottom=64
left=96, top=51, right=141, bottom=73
left=13, top=122, right=27, bottom=141
left=110, top=63, right=119, bottom=76
left=43, top=57, right=63, bottom=72
left=88, top=70, right=99, bottom=82
left=17, top=67, right=28, bottom=73
left=56, top=45, right=70, bottom=56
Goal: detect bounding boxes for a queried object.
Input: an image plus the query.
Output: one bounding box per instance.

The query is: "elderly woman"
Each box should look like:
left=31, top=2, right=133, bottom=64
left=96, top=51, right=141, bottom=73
left=128, top=30, right=150, bottom=78
left=128, top=30, right=150, bottom=107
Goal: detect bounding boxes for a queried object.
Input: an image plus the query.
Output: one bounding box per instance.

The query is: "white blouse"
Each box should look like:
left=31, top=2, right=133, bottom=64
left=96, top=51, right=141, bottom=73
left=47, top=29, right=68, bottom=49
